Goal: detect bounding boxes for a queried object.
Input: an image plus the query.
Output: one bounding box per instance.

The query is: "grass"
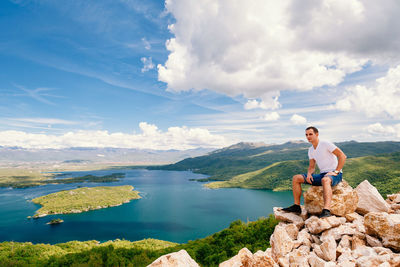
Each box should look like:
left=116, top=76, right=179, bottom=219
left=31, top=185, right=141, bottom=217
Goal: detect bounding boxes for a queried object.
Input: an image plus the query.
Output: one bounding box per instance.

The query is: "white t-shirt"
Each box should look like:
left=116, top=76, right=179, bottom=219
left=308, top=140, right=339, bottom=173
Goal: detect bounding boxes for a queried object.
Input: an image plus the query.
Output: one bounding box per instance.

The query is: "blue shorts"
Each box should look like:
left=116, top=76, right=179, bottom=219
left=302, top=172, right=342, bottom=186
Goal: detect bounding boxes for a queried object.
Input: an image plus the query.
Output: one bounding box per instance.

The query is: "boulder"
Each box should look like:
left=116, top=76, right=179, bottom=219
left=305, top=216, right=332, bottom=234
left=345, top=212, right=363, bottom=223
left=366, top=234, right=383, bottom=247
left=304, top=180, right=358, bottom=216
left=288, top=248, right=310, bottom=267
left=351, top=236, right=366, bottom=250
left=364, top=212, right=400, bottom=251
left=293, top=228, right=312, bottom=248
left=388, top=193, right=400, bottom=203
left=273, top=207, right=305, bottom=229
left=148, top=249, right=199, bottom=267
left=320, top=235, right=337, bottom=261
left=320, top=223, right=356, bottom=242
left=356, top=180, right=390, bottom=215
left=283, top=223, right=299, bottom=240
left=219, top=247, right=277, bottom=267
left=270, top=225, right=295, bottom=260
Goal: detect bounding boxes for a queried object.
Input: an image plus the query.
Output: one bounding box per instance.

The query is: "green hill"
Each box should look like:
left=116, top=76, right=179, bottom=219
left=207, top=152, right=400, bottom=197
left=0, top=215, right=278, bottom=267
left=148, top=141, right=400, bottom=182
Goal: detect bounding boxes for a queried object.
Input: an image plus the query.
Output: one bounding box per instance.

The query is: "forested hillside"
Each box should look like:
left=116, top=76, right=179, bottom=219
left=149, top=141, right=400, bottom=182
left=207, top=152, right=400, bottom=197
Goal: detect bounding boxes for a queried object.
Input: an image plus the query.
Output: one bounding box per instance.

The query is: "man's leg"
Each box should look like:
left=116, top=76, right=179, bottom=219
left=321, top=176, right=332, bottom=209
left=293, top=174, right=305, bottom=205
left=282, top=174, right=304, bottom=213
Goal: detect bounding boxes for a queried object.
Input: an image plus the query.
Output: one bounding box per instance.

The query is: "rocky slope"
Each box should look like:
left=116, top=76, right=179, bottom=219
left=148, top=180, right=400, bottom=266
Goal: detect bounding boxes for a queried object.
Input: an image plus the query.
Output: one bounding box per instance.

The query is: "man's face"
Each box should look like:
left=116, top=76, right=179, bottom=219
left=305, top=129, right=318, bottom=143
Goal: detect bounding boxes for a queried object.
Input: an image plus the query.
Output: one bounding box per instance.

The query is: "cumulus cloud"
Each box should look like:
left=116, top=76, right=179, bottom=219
left=264, top=112, right=280, bottom=121
left=141, top=57, right=155, bottom=72
left=157, top=0, right=400, bottom=103
left=0, top=122, right=231, bottom=150
left=244, top=97, right=281, bottom=110
left=336, top=65, right=400, bottom=118
left=291, top=114, right=307, bottom=125
left=366, top=122, right=400, bottom=137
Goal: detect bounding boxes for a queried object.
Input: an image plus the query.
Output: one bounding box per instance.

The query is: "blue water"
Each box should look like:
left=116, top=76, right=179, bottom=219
left=0, top=169, right=293, bottom=244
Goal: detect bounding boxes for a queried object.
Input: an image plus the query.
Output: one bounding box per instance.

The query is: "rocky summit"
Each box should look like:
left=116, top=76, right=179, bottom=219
left=147, top=180, right=400, bottom=266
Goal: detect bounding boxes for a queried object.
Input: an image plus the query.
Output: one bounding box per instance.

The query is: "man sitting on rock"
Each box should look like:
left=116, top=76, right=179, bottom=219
left=282, top=126, right=347, bottom=218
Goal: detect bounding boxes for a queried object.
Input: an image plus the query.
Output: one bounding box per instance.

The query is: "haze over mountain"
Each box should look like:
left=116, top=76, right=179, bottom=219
left=0, top=146, right=213, bottom=166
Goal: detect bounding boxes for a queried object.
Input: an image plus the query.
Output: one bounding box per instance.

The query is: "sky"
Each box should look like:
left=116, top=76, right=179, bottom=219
left=0, top=0, right=399, bottom=150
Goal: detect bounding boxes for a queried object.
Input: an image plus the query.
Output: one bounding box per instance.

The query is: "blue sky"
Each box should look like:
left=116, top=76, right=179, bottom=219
left=1, top=0, right=399, bottom=150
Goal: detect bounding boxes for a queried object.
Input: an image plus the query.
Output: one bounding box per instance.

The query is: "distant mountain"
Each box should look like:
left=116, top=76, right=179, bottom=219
left=0, top=147, right=213, bottom=166
left=148, top=141, right=400, bottom=181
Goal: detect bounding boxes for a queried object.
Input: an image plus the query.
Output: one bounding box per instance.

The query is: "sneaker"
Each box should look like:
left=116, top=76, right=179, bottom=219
left=281, top=204, right=301, bottom=214
left=319, top=209, right=332, bottom=218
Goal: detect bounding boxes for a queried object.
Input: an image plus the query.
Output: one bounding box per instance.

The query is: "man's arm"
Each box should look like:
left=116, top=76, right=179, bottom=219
left=306, top=159, right=316, bottom=183
left=327, top=148, right=347, bottom=176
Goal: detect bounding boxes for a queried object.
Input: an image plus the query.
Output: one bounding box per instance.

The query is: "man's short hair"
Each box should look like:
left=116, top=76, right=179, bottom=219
left=306, top=126, right=319, bottom=134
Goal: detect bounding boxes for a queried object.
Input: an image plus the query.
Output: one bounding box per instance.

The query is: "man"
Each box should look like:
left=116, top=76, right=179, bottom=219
left=282, top=126, right=347, bottom=218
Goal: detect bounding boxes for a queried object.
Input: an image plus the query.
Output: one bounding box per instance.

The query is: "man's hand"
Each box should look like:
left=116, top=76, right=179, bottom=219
left=306, top=174, right=313, bottom=184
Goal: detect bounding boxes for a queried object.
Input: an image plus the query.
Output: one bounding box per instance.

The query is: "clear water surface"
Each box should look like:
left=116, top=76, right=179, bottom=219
left=0, top=169, right=293, bottom=244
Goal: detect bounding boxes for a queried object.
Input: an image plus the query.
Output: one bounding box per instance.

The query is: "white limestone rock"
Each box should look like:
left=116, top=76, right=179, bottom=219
left=345, top=212, right=363, bottom=223
left=364, top=212, right=400, bottom=251
left=284, top=223, right=299, bottom=240
left=320, top=223, right=356, bottom=242
left=305, top=216, right=332, bottom=234
left=387, top=193, right=400, bottom=203
left=320, top=235, right=336, bottom=262
left=219, top=247, right=277, bottom=267
left=293, top=228, right=312, bottom=249
left=304, top=180, right=358, bottom=216
left=270, top=225, right=294, bottom=261
left=355, top=180, right=390, bottom=215
left=366, top=234, right=383, bottom=247
left=148, top=249, right=199, bottom=267
left=273, top=207, right=305, bottom=229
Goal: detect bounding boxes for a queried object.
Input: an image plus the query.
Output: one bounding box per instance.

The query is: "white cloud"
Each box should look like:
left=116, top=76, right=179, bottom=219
left=366, top=123, right=400, bottom=137
left=0, top=122, right=231, bottom=150
left=244, top=97, right=281, bottom=110
left=141, top=37, right=151, bottom=50
left=141, top=57, right=155, bottom=72
left=336, top=65, right=400, bottom=118
left=291, top=114, right=307, bottom=125
left=157, top=0, right=400, bottom=102
left=264, top=112, right=280, bottom=121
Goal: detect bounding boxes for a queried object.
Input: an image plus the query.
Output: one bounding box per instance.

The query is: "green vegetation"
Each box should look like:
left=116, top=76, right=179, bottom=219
left=0, top=215, right=278, bottom=267
left=47, top=218, right=64, bottom=225
left=31, top=185, right=141, bottom=217
left=148, top=141, right=400, bottom=182
left=0, top=168, right=54, bottom=188
left=0, top=169, right=125, bottom=188
left=207, top=152, right=400, bottom=197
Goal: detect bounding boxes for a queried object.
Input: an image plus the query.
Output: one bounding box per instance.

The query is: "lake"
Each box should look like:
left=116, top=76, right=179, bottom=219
left=0, top=169, right=293, bottom=244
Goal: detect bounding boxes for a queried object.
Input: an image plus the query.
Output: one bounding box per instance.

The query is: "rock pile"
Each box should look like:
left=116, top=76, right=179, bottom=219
left=147, top=180, right=400, bottom=266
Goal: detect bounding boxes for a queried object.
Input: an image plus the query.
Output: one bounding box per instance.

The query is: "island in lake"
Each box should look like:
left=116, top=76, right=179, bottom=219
left=31, top=185, right=141, bottom=218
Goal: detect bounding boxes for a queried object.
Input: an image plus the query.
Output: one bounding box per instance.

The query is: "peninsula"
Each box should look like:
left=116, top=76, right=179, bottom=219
left=31, top=185, right=140, bottom=218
